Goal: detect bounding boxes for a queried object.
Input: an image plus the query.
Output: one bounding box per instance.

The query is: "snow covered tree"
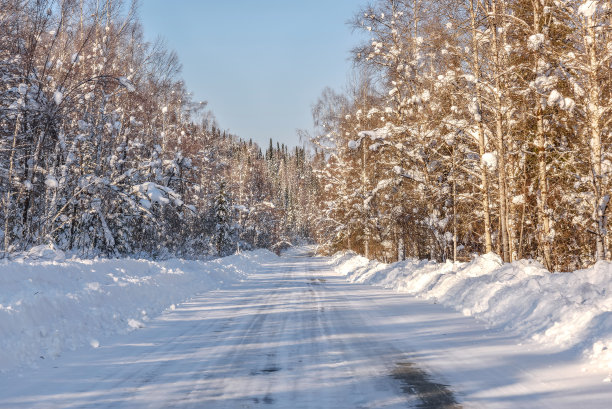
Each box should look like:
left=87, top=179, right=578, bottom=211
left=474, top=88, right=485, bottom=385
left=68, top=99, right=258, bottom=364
left=0, top=0, right=317, bottom=259
left=213, top=180, right=233, bottom=256
left=311, top=0, right=611, bottom=270
left=565, top=0, right=612, bottom=261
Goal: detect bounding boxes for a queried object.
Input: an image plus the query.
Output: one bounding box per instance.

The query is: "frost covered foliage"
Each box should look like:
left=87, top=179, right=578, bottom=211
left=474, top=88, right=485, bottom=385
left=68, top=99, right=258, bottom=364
left=311, top=0, right=612, bottom=271
left=0, top=1, right=316, bottom=258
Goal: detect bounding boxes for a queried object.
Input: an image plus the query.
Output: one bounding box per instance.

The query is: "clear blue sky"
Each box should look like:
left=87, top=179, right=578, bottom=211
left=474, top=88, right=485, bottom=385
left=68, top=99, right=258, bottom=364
left=139, top=0, right=366, bottom=149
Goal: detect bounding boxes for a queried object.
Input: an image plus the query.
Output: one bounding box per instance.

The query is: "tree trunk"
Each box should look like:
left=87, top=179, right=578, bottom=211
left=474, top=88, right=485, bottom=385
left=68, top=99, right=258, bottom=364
left=469, top=0, right=493, bottom=254
left=362, top=137, right=370, bottom=259
left=3, top=112, right=22, bottom=254
left=536, top=108, right=553, bottom=269
left=488, top=0, right=510, bottom=261
left=532, top=0, right=553, bottom=270
left=584, top=15, right=607, bottom=261
left=452, top=147, right=458, bottom=263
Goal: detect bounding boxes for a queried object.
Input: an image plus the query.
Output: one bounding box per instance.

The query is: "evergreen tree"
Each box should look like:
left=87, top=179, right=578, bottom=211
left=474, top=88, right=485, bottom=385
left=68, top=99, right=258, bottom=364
left=214, top=180, right=233, bottom=256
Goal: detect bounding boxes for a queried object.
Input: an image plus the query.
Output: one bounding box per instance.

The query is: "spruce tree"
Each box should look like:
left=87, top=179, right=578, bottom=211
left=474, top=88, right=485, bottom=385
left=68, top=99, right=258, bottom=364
left=214, top=180, right=233, bottom=256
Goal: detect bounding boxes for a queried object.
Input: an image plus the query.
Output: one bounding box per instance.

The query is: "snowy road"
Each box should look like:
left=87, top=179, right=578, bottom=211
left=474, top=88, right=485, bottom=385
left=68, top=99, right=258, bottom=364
left=0, top=249, right=609, bottom=408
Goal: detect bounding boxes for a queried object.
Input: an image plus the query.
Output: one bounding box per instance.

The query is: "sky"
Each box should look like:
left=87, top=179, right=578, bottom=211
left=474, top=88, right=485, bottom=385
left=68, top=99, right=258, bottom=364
left=139, top=0, right=367, bottom=149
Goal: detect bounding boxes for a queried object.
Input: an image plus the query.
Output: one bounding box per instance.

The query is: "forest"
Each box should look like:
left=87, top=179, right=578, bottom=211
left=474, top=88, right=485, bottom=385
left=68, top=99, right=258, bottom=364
left=310, top=0, right=611, bottom=271
left=0, top=0, right=318, bottom=259
left=1, top=0, right=611, bottom=272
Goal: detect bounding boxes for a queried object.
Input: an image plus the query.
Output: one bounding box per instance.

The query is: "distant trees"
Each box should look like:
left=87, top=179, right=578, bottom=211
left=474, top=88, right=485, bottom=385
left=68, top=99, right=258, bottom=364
left=0, top=0, right=316, bottom=258
left=311, top=0, right=611, bottom=271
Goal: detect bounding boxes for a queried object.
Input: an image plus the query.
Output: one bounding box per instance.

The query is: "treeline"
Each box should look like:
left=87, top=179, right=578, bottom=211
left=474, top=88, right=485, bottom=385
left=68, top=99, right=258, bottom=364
left=310, top=0, right=610, bottom=271
left=0, top=0, right=316, bottom=258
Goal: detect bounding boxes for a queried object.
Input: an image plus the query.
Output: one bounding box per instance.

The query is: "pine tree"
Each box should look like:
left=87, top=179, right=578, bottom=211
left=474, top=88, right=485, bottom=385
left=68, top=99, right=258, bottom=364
left=214, top=180, right=233, bottom=256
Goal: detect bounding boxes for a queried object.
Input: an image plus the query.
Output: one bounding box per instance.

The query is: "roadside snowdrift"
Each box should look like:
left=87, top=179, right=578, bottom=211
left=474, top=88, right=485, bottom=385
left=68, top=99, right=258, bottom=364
left=330, top=251, right=612, bottom=379
left=0, top=247, right=277, bottom=373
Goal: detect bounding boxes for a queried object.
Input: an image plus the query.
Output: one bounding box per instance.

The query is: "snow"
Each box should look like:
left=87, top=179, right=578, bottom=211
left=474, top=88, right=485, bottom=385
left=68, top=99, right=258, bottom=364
left=347, top=139, right=361, bottom=150
left=132, top=182, right=181, bottom=208
left=548, top=89, right=563, bottom=106
left=578, top=0, right=599, bottom=18
left=331, top=251, right=612, bottom=383
left=358, top=123, right=404, bottom=141
left=481, top=152, right=498, bottom=170
left=77, top=119, right=89, bottom=131
left=548, top=89, right=575, bottom=111
left=366, top=107, right=380, bottom=117
left=464, top=74, right=476, bottom=83
left=468, top=98, right=481, bottom=122
left=233, top=204, right=249, bottom=212
left=512, top=194, right=526, bottom=205
left=0, top=247, right=276, bottom=373
left=369, top=142, right=381, bottom=151
left=17, top=244, right=66, bottom=262
left=44, top=175, right=58, bottom=189
left=533, top=73, right=557, bottom=93
left=53, top=91, right=62, bottom=105
left=118, top=76, right=136, bottom=92
left=1, top=248, right=611, bottom=408
left=527, top=33, right=546, bottom=51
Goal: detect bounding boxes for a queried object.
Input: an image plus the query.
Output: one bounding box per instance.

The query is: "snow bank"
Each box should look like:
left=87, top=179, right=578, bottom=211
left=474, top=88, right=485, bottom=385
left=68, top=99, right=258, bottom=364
left=0, top=247, right=277, bottom=373
left=330, top=251, right=612, bottom=379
